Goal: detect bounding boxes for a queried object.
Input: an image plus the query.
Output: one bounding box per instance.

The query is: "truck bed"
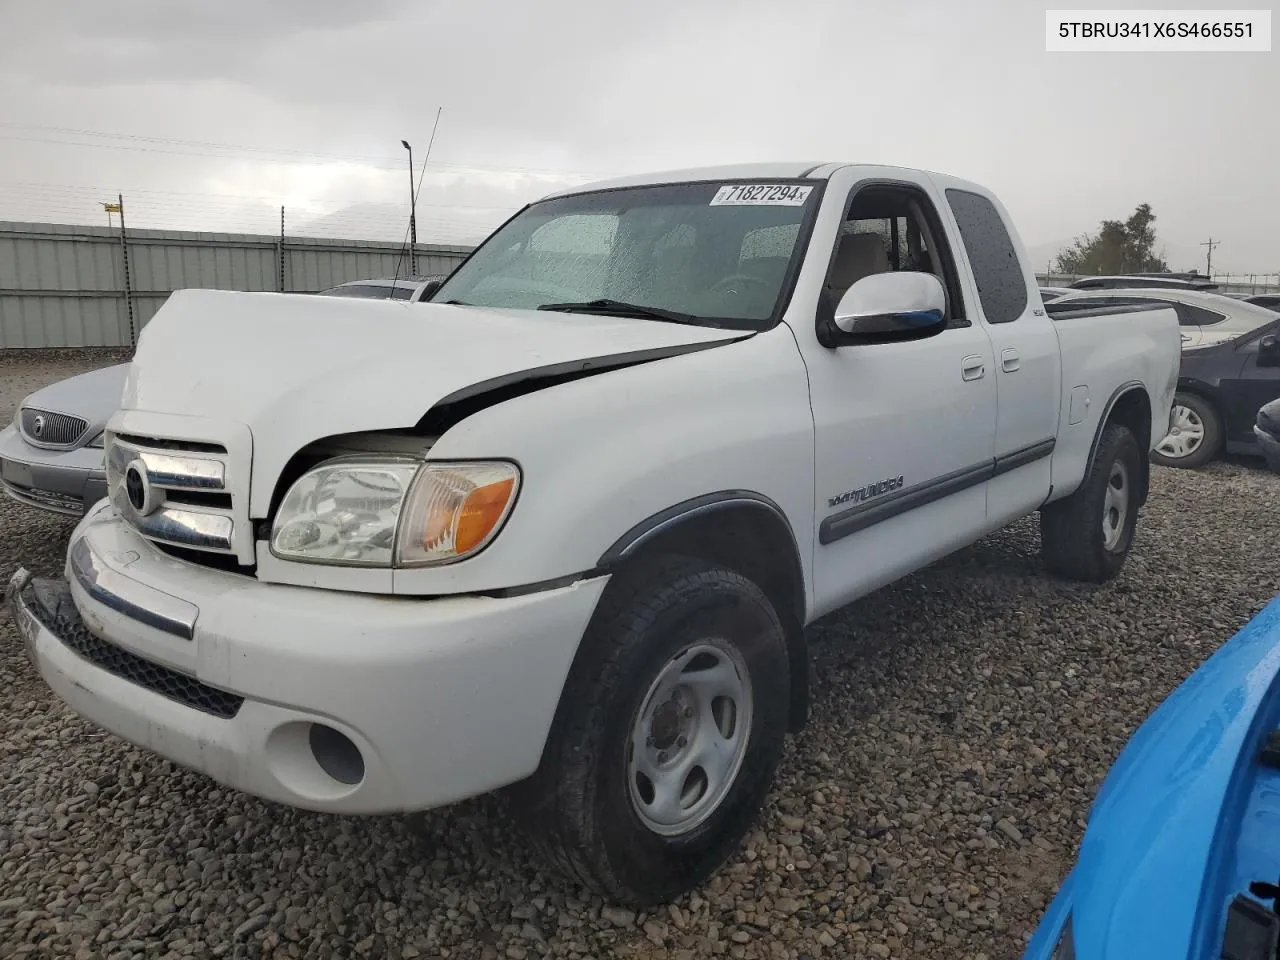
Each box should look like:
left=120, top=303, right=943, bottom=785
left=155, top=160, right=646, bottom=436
left=1043, top=298, right=1181, bottom=504
left=1043, top=299, right=1173, bottom=322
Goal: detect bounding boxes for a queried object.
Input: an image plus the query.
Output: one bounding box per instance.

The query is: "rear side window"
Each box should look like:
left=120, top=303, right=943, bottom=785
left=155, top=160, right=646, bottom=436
left=1120, top=298, right=1189, bottom=324
left=945, top=189, right=1027, bottom=324
left=1174, top=303, right=1226, bottom=326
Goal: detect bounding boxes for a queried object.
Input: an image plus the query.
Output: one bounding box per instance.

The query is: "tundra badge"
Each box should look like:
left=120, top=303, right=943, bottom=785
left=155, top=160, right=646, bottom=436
left=828, top=475, right=905, bottom=509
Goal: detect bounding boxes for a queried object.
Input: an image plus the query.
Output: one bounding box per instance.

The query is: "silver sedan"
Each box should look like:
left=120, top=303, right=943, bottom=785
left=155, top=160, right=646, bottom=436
left=0, top=363, right=128, bottom=515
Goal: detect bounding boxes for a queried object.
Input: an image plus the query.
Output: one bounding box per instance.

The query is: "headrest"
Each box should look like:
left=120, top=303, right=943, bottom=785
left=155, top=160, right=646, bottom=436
left=828, top=232, right=890, bottom=292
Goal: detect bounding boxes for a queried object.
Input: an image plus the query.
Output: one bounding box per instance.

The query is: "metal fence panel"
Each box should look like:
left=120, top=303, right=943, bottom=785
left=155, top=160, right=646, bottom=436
left=0, top=221, right=473, bottom=348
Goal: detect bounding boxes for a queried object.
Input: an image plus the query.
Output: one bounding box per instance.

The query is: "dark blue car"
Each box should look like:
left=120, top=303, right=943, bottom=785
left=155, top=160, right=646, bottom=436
left=1024, top=595, right=1280, bottom=959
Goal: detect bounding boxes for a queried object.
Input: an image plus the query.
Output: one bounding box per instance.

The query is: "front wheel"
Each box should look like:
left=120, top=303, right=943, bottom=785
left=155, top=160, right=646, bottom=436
left=1040, top=422, right=1142, bottom=583
left=1151, top=393, right=1222, bottom=468
left=509, top=556, right=790, bottom=906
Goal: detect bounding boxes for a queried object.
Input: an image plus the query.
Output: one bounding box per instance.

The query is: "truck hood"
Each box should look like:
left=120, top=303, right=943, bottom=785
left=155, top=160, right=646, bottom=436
left=123, top=289, right=746, bottom=514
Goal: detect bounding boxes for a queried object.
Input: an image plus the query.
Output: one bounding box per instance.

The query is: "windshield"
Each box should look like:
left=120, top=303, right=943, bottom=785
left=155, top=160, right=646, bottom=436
left=433, top=179, right=822, bottom=329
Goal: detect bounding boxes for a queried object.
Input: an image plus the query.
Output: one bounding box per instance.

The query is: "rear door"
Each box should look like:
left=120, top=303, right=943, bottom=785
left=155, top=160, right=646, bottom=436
left=935, top=182, right=1059, bottom=526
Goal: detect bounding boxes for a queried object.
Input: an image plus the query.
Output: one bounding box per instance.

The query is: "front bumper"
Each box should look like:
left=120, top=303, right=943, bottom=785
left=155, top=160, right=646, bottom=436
left=1255, top=425, right=1280, bottom=472
left=0, top=423, right=107, bottom=515
left=7, top=504, right=609, bottom=814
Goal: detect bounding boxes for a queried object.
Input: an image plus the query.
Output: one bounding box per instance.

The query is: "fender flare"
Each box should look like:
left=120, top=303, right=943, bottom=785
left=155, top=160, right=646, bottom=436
left=1087, top=380, right=1152, bottom=506
left=598, top=489, right=811, bottom=732
left=601, top=490, right=796, bottom=566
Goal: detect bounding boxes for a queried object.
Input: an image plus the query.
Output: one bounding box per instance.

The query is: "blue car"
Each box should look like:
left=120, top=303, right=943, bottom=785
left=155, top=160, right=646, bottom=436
left=1025, top=596, right=1280, bottom=959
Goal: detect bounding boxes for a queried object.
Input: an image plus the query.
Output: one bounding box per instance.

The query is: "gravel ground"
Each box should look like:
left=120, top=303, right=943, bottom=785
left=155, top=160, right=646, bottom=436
left=2, top=351, right=1279, bottom=960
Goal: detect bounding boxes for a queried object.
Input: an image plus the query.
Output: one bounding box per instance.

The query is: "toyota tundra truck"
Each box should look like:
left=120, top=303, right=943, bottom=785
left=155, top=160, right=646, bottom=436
left=7, top=162, right=1181, bottom=905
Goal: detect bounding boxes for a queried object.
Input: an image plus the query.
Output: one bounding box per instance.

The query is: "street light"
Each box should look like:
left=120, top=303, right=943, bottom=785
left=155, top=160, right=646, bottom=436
left=401, top=139, right=417, bottom=275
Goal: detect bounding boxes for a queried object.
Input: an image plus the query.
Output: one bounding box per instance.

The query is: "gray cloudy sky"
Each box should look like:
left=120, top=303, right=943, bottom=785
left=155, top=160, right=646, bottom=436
left=0, top=0, right=1276, bottom=274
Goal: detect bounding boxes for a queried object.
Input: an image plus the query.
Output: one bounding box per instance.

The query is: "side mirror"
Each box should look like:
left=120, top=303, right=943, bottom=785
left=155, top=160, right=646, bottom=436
left=833, top=272, right=947, bottom=343
left=1259, top=334, right=1280, bottom=367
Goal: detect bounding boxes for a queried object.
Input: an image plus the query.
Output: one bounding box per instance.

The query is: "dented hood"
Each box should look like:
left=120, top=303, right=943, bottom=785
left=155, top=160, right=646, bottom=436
left=123, top=289, right=743, bottom=510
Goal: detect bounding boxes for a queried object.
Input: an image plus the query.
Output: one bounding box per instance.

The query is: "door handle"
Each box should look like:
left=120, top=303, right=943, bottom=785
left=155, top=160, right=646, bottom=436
left=1001, top=348, right=1020, bottom=373
left=961, top=355, right=985, bottom=381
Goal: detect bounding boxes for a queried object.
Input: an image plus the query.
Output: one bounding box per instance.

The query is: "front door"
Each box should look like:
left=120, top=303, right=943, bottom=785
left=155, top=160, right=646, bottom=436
left=798, top=171, right=998, bottom=619
left=1220, top=320, right=1280, bottom=445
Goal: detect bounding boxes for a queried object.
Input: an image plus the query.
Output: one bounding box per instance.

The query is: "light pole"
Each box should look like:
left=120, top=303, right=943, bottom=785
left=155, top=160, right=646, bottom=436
left=401, top=139, right=417, bottom=275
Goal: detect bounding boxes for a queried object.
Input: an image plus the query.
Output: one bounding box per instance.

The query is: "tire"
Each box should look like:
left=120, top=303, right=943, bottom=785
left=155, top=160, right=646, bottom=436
left=1150, top=392, right=1222, bottom=468
left=1040, top=422, right=1142, bottom=583
left=508, top=555, right=790, bottom=906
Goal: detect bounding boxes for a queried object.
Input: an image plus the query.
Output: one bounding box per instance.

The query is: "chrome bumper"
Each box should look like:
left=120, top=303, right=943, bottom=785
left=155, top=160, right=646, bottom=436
left=67, top=536, right=197, bottom=640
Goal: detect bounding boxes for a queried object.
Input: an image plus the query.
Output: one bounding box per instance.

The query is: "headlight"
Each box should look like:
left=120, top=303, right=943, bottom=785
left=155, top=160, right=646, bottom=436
left=85, top=431, right=106, bottom=448
left=270, top=458, right=520, bottom=567
left=271, top=459, right=419, bottom=565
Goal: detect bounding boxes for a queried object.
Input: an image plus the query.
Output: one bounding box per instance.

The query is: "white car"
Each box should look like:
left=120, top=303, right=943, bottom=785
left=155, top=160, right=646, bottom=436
left=1049, top=287, right=1279, bottom=349
left=317, top=275, right=447, bottom=302
left=1038, top=285, right=1074, bottom=301
left=1067, top=273, right=1218, bottom=292
left=7, top=161, right=1181, bottom=905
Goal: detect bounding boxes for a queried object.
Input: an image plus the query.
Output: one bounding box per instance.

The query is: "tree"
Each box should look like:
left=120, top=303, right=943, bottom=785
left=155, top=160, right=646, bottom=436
left=1055, top=203, right=1169, bottom=275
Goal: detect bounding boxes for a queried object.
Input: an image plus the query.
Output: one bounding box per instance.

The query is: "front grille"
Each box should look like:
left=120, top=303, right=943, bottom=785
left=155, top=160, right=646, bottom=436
left=20, top=408, right=89, bottom=448
left=22, top=577, right=243, bottom=719
left=115, top=432, right=226, bottom=454
left=106, top=431, right=252, bottom=567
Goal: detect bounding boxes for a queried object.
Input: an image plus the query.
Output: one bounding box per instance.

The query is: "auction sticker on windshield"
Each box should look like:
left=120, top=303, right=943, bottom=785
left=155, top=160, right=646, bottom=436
left=710, top=184, right=813, bottom=206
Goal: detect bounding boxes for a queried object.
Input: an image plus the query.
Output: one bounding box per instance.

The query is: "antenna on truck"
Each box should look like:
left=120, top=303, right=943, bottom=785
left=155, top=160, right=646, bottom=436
left=393, top=107, right=444, bottom=287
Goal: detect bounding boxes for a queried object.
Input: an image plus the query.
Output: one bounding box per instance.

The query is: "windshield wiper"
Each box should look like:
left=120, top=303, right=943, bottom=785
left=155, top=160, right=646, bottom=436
left=537, top=299, right=706, bottom=326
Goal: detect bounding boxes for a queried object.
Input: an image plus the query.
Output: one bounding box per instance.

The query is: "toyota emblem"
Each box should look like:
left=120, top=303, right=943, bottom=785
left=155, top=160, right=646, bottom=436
left=124, top=460, right=155, bottom=516
left=31, top=414, right=45, bottom=437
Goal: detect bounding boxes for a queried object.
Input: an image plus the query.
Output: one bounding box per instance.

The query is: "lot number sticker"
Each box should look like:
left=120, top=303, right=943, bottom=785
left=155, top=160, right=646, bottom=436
left=709, top=184, right=813, bottom=206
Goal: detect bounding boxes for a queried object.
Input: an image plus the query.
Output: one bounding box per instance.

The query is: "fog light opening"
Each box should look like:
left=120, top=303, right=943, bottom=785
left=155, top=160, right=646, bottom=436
left=308, top=723, right=365, bottom=785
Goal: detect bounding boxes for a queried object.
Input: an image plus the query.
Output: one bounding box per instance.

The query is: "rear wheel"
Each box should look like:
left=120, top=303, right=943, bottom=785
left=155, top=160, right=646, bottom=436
left=1151, top=392, right=1222, bottom=468
left=509, top=556, right=790, bottom=906
left=1041, top=422, right=1142, bottom=583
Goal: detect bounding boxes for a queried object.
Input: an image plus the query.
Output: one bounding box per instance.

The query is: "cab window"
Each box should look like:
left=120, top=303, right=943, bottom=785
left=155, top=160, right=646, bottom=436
left=823, top=183, right=967, bottom=327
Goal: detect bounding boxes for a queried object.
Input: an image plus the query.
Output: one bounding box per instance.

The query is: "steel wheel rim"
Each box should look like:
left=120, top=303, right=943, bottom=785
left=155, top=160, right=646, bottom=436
left=626, top=641, right=753, bottom=837
left=1102, top=458, right=1130, bottom=551
left=1156, top=404, right=1205, bottom=459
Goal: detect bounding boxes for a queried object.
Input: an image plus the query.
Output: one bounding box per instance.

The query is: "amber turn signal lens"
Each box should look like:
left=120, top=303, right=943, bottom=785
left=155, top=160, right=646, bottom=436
left=396, top=461, right=521, bottom=566
left=453, top=477, right=516, bottom=553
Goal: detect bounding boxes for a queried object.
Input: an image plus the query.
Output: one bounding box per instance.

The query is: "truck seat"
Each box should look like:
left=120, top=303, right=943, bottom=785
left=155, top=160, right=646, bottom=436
left=825, top=232, right=890, bottom=304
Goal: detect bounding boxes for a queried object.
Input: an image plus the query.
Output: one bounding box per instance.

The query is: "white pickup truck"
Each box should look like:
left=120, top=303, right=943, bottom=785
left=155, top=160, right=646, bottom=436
left=7, top=162, right=1181, bottom=905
